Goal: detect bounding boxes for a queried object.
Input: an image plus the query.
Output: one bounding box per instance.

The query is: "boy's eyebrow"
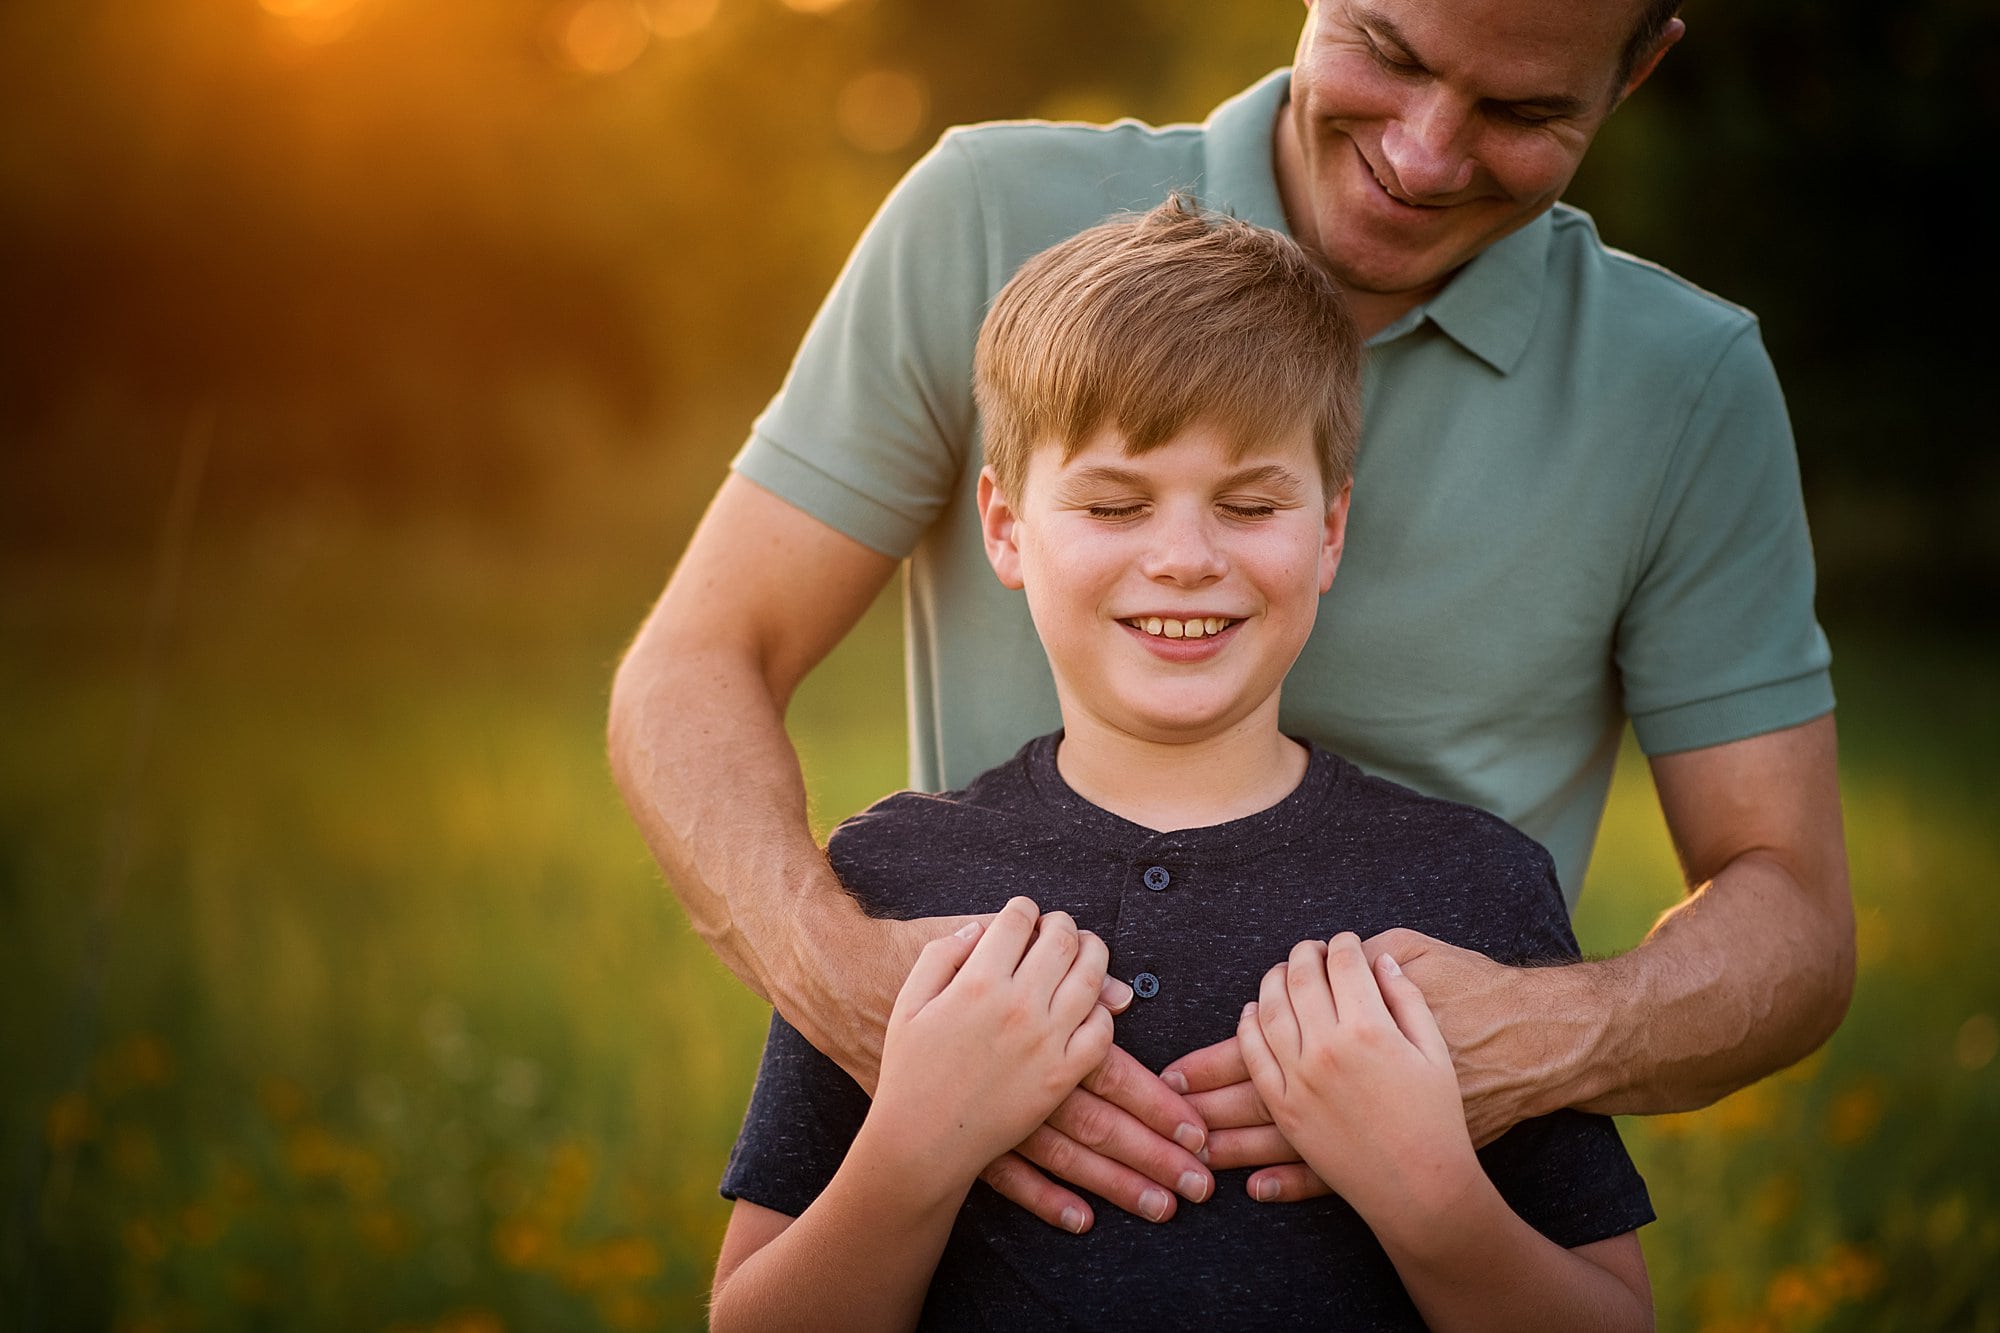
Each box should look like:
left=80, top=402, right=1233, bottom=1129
left=1058, top=462, right=1311, bottom=493
left=1215, top=463, right=1310, bottom=492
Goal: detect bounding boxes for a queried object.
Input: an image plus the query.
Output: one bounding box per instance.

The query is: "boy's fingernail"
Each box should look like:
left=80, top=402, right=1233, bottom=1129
left=1060, top=1206, right=1086, bottom=1234
left=1162, top=1070, right=1189, bottom=1094
left=955, top=920, right=981, bottom=939
left=1380, top=953, right=1402, bottom=976
left=1242, top=1001, right=1258, bottom=1018
left=1253, top=1177, right=1280, bottom=1203
left=1139, top=1188, right=1171, bottom=1222
left=1197, top=1147, right=1211, bottom=1165
left=1177, top=1170, right=1210, bottom=1202
left=1172, top=1122, right=1204, bottom=1153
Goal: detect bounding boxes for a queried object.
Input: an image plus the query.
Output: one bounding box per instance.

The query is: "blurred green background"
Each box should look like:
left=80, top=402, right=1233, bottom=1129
left=3, top=0, right=1995, bottom=1328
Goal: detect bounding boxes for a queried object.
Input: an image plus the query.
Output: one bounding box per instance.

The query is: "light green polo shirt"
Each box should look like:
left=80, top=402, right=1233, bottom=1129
left=734, top=70, right=1833, bottom=904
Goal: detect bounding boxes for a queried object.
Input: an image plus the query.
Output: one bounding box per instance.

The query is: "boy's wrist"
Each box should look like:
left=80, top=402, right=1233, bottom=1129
left=1362, top=1152, right=1498, bottom=1263
left=847, top=1110, right=986, bottom=1219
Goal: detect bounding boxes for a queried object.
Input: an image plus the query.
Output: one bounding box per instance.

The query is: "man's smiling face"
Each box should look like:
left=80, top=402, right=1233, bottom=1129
left=1279, top=0, right=1676, bottom=324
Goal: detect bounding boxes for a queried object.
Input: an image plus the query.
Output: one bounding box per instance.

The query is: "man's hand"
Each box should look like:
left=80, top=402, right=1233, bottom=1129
left=981, top=1044, right=1213, bottom=1232
left=1359, top=928, right=1598, bottom=1145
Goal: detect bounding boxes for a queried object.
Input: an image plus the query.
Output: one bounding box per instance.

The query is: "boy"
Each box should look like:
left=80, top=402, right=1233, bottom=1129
left=709, top=198, right=1655, bottom=1330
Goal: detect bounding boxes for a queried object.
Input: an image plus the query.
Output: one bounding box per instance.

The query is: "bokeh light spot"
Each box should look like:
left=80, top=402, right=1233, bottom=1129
left=835, top=69, right=929, bottom=155
left=553, top=0, right=652, bottom=75
left=644, top=0, right=719, bottom=40
left=782, top=0, right=856, bottom=13
left=259, top=0, right=365, bottom=44
left=1956, top=1012, right=1998, bottom=1070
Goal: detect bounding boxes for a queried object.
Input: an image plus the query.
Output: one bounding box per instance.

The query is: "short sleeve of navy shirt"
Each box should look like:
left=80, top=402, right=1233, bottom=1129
left=721, top=736, right=1654, bottom=1329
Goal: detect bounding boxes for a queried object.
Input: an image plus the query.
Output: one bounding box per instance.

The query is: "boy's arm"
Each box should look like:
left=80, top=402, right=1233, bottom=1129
left=710, top=901, right=1117, bottom=1332
left=1237, top=937, right=1653, bottom=1333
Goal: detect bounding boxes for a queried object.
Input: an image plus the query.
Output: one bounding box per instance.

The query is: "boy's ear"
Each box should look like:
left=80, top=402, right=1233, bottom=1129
left=1319, top=483, right=1352, bottom=594
left=977, top=466, right=1027, bottom=590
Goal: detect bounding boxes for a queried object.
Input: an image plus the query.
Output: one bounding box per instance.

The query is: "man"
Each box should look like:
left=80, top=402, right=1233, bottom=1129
left=608, top=0, right=1855, bottom=1235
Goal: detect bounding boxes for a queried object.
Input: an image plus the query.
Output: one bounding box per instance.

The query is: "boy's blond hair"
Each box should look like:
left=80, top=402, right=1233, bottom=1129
left=973, top=195, right=1362, bottom=502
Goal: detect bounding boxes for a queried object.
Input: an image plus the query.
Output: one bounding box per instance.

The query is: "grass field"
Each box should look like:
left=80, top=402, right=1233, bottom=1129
left=3, top=506, right=1996, bottom=1330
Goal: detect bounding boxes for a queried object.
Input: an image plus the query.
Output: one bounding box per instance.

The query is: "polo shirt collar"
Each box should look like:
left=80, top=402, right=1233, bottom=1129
left=1414, top=212, right=1550, bottom=375
left=1201, top=67, right=1551, bottom=376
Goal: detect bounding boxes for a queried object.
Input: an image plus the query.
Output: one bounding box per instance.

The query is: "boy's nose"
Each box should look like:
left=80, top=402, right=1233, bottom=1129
left=1141, top=516, right=1228, bottom=585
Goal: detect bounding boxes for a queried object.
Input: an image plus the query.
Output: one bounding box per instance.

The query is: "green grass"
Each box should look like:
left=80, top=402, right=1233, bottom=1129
left=3, top=511, right=1995, bottom=1330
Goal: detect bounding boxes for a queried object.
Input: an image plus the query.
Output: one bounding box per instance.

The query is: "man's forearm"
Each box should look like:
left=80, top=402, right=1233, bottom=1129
left=607, top=628, right=901, bottom=1084
left=606, top=477, right=911, bottom=1084
left=1555, top=847, right=1855, bottom=1117
left=1559, top=716, right=1857, bottom=1117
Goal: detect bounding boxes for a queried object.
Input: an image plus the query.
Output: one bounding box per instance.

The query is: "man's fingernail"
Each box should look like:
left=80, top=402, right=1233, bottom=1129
left=1172, top=1121, right=1204, bottom=1153
left=1139, top=1188, right=1171, bottom=1222
left=1253, top=1177, right=1280, bottom=1203
left=1162, top=1070, right=1189, bottom=1094
left=1197, top=1147, right=1210, bottom=1165
left=956, top=920, right=981, bottom=939
left=1060, top=1206, right=1086, bottom=1234
left=1177, top=1170, right=1210, bottom=1202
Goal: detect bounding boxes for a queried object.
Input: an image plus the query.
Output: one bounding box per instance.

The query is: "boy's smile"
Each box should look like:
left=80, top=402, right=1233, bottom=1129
left=979, top=420, right=1349, bottom=750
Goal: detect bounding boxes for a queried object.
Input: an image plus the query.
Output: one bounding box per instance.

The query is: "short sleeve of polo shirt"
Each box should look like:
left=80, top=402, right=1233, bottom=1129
left=1617, top=321, right=1833, bottom=755
left=731, top=133, right=992, bottom=559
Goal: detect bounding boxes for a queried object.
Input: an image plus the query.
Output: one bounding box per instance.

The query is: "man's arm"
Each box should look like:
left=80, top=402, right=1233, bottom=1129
left=608, top=475, right=1211, bottom=1226
left=608, top=473, right=908, bottom=1062
left=1168, top=714, right=1854, bottom=1194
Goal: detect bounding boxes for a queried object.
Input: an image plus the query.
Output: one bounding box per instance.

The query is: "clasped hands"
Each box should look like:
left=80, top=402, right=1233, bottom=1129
left=877, top=901, right=1542, bottom=1235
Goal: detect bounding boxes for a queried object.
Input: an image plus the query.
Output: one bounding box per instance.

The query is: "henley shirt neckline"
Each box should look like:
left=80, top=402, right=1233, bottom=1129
left=1014, top=731, right=1350, bottom=866
left=1201, top=67, right=1552, bottom=374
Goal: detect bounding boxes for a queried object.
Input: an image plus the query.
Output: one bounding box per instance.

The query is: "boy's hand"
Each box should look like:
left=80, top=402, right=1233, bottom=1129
left=866, top=898, right=1117, bottom=1186
left=1235, top=934, right=1482, bottom=1229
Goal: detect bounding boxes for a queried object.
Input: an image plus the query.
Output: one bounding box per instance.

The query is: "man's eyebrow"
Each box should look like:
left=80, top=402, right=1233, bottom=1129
left=1357, top=5, right=1592, bottom=118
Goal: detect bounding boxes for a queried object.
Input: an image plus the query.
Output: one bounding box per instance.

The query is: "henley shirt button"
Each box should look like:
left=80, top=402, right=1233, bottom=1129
left=1142, top=865, right=1171, bottom=891
left=1132, top=972, right=1161, bottom=999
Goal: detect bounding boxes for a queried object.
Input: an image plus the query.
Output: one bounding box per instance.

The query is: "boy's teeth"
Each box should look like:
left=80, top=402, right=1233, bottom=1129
left=1132, top=617, right=1230, bottom=639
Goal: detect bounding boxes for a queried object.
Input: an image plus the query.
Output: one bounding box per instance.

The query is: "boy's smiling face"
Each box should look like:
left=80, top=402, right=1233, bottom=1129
left=978, top=419, right=1350, bottom=747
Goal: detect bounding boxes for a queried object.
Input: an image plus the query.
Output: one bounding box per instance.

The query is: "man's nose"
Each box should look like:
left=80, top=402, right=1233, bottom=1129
left=1378, top=90, right=1476, bottom=200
